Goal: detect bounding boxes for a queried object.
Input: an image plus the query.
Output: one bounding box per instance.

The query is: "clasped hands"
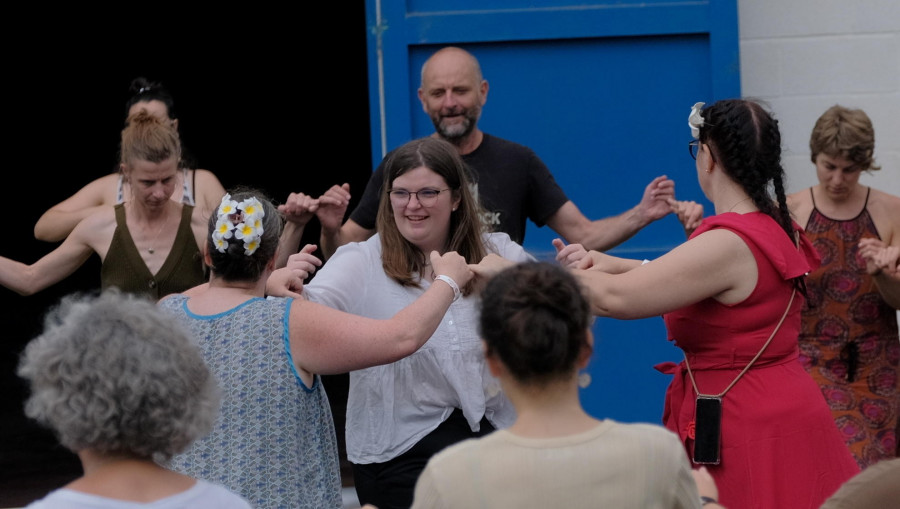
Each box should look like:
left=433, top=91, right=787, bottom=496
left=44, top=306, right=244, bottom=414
left=279, top=183, right=352, bottom=231
left=858, top=238, right=900, bottom=277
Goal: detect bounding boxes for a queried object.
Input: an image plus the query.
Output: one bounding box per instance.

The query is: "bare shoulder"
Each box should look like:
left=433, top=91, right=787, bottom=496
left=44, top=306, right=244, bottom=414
left=786, top=188, right=813, bottom=228
left=70, top=206, right=118, bottom=250
left=191, top=168, right=226, bottom=203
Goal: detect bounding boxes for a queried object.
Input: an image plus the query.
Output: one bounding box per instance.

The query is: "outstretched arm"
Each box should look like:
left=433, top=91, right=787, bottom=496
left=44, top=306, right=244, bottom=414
left=289, top=250, right=473, bottom=376
left=546, top=176, right=674, bottom=251
left=574, top=228, right=757, bottom=319
left=3, top=219, right=100, bottom=295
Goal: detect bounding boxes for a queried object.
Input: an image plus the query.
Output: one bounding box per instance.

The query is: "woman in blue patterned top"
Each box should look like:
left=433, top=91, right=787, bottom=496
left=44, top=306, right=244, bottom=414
left=159, top=187, right=472, bottom=509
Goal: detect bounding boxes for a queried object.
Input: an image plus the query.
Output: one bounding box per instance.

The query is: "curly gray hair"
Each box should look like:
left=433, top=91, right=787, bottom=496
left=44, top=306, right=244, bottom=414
left=17, top=290, right=219, bottom=460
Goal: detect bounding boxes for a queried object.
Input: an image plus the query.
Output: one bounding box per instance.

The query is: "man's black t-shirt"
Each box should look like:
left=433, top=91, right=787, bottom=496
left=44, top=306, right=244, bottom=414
left=349, top=133, right=569, bottom=244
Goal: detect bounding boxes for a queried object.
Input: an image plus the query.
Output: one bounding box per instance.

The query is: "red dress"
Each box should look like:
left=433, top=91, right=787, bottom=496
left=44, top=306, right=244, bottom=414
left=657, top=212, right=859, bottom=509
left=798, top=188, right=899, bottom=468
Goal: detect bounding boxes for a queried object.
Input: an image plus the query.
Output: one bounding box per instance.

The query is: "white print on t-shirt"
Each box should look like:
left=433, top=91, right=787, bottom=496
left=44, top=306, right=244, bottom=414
left=470, top=182, right=502, bottom=226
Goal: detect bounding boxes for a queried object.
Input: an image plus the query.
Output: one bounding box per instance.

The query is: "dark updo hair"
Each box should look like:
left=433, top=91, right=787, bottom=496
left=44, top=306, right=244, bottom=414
left=479, top=262, right=592, bottom=386
left=125, top=77, right=176, bottom=120
left=206, top=187, right=284, bottom=282
left=697, top=99, right=794, bottom=241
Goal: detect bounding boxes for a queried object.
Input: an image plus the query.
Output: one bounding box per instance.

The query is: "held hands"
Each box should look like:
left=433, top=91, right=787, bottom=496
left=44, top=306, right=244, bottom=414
left=468, top=253, right=516, bottom=281
left=265, top=244, right=322, bottom=298
left=315, top=183, right=352, bottom=233
left=635, top=175, right=676, bottom=224
left=574, top=249, right=637, bottom=274
left=430, top=250, right=474, bottom=290
left=668, top=198, right=704, bottom=237
left=278, top=192, right=319, bottom=226
left=859, top=238, right=900, bottom=276
left=553, top=238, right=588, bottom=268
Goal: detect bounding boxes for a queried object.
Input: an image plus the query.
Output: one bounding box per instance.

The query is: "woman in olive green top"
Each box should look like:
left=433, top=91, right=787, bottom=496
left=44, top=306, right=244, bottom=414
left=0, top=110, right=206, bottom=300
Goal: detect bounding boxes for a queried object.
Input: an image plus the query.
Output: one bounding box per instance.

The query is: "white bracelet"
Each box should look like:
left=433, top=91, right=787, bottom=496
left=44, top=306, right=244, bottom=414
left=434, top=275, right=461, bottom=302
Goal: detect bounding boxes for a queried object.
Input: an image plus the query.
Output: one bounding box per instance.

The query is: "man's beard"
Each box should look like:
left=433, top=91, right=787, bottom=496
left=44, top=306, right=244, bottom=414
left=432, top=107, right=479, bottom=142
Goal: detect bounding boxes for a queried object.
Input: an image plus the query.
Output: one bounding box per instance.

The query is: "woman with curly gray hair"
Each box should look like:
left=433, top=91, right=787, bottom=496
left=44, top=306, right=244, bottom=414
left=18, top=290, right=250, bottom=508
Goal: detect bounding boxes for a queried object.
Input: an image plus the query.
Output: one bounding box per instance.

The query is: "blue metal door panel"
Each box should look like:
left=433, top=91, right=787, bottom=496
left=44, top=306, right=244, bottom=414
left=365, top=0, right=740, bottom=425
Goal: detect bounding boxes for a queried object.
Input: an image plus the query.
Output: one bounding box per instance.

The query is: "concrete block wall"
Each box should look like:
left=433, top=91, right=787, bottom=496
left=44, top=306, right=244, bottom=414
left=738, top=0, right=899, bottom=197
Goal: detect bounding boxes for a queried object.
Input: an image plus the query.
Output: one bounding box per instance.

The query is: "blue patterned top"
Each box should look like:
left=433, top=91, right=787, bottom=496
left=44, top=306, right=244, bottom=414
left=159, top=295, right=342, bottom=509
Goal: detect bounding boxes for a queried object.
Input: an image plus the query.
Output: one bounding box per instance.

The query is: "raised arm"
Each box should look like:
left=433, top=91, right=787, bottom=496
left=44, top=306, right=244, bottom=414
left=191, top=169, right=227, bottom=219
left=314, top=183, right=376, bottom=260
left=34, top=174, right=116, bottom=242
left=274, top=191, right=320, bottom=268
left=288, top=250, right=472, bottom=376
left=546, top=175, right=674, bottom=251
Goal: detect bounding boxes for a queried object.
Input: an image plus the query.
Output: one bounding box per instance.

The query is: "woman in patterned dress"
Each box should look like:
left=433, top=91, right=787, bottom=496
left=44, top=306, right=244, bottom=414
left=787, top=105, right=900, bottom=468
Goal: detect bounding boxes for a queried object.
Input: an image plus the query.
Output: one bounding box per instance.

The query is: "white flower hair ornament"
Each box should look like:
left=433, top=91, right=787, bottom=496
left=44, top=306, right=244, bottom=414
left=211, top=194, right=266, bottom=255
left=688, top=102, right=706, bottom=139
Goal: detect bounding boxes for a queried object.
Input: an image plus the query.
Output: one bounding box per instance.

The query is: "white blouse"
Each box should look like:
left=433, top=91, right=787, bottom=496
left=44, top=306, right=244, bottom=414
left=303, top=232, right=535, bottom=464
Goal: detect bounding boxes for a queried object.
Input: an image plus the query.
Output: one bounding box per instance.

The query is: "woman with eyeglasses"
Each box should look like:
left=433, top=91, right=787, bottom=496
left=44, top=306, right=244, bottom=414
left=295, top=136, right=534, bottom=509
left=474, top=99, right=859, bottom=509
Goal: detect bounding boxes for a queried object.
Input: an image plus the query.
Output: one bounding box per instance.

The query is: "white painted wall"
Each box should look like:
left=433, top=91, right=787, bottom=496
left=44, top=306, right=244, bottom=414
left=738, top=0, right=899, bottom=197
left=739, top=0, right=899, bottom=322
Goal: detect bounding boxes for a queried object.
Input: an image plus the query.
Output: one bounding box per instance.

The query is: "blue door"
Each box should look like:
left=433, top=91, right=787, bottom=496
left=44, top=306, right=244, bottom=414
left=364, top=0, right=741, bottom=424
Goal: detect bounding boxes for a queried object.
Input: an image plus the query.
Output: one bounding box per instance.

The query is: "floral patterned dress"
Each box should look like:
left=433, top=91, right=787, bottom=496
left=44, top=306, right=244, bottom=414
left=798, top=187, right=900, bottom=468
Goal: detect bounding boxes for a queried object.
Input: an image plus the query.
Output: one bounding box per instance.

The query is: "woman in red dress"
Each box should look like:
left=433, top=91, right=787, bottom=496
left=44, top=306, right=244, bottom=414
left=477, top=99, right=861, bottom=508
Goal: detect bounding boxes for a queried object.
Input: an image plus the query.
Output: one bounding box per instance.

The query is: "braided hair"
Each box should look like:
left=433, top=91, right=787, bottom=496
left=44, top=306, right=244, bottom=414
left=698, top=99, right=794, bottom=241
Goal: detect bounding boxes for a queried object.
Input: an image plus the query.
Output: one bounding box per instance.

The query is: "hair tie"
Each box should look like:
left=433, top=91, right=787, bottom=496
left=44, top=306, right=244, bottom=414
left=212, top=194, right=265, bottom=255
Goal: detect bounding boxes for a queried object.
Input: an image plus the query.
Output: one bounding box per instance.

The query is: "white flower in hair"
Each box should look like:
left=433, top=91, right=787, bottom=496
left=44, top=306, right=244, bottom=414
left=239, top=198, right=265, bottom=220
left=213, top=235, right=229, bottom=253
left=234, top=222, right=260, bottom=242
left=218, top=194, right=239, bottom=216
left=249, top=216, right=264, bottom=235
left=243, top=237, right=261, bottom=255
left=211, top=194, right=266, bottom=256
left=688, top=102, right=706, bottom=139
left=214, top=217, right=235, bottom=240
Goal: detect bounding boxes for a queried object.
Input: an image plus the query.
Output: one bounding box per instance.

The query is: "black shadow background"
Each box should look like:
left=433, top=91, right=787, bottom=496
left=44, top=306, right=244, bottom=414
left=1, top=9, right=371, bottom=506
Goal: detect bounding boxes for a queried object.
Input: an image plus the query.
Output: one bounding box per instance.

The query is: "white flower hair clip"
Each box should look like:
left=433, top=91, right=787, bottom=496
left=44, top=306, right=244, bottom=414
left=212, top=194, right=266, bottom=255
left=688, top=102, right=706, bottom=139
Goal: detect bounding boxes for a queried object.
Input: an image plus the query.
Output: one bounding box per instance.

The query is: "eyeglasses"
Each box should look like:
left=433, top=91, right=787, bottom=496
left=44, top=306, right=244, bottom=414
left=689, top=140, right=701, bottom=160
left=387, top=188, right=451, bottom=206
left=688, top=139, right=716, bottom=162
